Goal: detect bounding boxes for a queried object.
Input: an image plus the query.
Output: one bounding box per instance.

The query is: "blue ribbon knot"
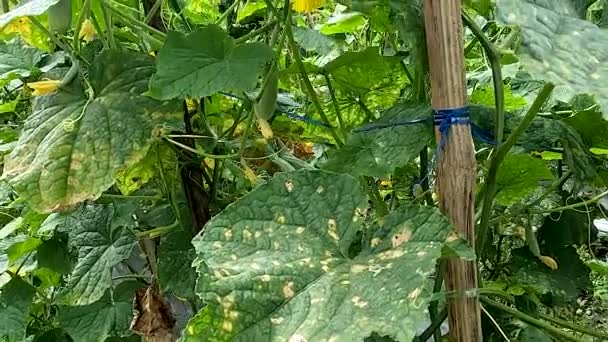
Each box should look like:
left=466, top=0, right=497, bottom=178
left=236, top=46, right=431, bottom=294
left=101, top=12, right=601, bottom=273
left=433, top=107, right=471, bottom=152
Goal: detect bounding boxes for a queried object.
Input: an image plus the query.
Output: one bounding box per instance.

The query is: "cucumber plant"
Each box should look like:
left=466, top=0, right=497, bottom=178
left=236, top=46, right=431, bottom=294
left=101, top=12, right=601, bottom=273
left=0, top=0, right=607, bottom=341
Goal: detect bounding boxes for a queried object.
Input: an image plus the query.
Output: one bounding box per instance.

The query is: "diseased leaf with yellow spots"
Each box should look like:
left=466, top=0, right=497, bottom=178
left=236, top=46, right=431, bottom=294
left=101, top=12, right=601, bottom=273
left=187, top=170, right=454, bottom=342
left=497, top=0, right=608, bottom=117
left=0, top=18, right=50, bottom=51
left=3, top=50, right=181, bottom=213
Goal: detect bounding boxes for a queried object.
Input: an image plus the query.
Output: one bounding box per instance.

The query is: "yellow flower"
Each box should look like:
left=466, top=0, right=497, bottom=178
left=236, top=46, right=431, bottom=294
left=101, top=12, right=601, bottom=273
left=292, top=0, right=324, bottom=13
left=539, top=255, right=558, bottom=270
left=79, top=19, right=96, bottom=42
left=27, top=80, right=62, bottom=96
left=241, top=158, right=257, bottom=184
left=257, top=117, right=274, bottom=140
left=186, top=98, right=197, bottom=112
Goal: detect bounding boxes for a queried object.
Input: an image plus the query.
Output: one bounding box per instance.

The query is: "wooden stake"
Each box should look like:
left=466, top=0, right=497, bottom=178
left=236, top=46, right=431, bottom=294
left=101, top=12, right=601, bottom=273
left=423, top=1, right=483, bottom=341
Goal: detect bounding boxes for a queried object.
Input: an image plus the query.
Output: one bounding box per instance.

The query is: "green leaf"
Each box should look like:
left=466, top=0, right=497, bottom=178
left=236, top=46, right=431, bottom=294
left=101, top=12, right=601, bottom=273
left=470, top=84, right=527, bottom=112
left=37, top=237, right=72, bottom=275
left=114, top=143, right=163, bottom=196
left=0, top=99, right=18, bottom=114
left=497, top=0, right=608, bottom=117
left=0, top=38, right=44, bottom=81
left=60, top=281, right=141, bottom=342
left=320, top=12, right=367, bottom=35
left=325, top=48, right=406, bottom=97
left=158, top=229, right=197, bottom=300
left=236, top=0, right=267, bottom=22
left=509, top=246, right=591, bottom=305
left=293, top=27, right=338, bottom=55
left=0, top=0, right=59, bottom=28
left=518, top=325, right=556, bottom=342
left=149, top=25, right=275, bottom=100
left=495, top=154, right=554, bottom=205
left=563, top=109, right=608, bottom=149
left=3, top=50, right=180, bottom=213
left=586, top=259, right=608, bottom=275
left=7, top=237, right=41, bottom=264
left=61, top=204, right=137, bottom=306
left=190, top=170, right=454, bottom=341
left=537, top=210, right=597, bottom=252
left=0, top=217, right=22, bottom=239
left=464, top=0, right=492, bottom=16
left=0, top=277, right=36, bottom=341
left=322, top=102, right=432, bottom=177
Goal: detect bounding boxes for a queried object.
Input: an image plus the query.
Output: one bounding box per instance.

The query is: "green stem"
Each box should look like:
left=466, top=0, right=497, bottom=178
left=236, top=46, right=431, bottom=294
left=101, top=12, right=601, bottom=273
left=490, top=170, right=573, bottom=224
left=100, top=1, right=117, bottom=49
left=112, top=274, right=150, bottom=281
left=415, top=308, right=447, bottom=342
left=89, top=12, right=109, bottom=49
left=100, top=194, right=163, bottom=200
left=215, top=0, right=239, bottom=24
left=1, top=0, right=8, bottom=13
left=530, top=189, right=608, bottom=215
left=323, top=73, right=345, bottom=134
left=462, top=11, right=505, bottom=147
left=29, top=17, right=72, bottom=53
left=284, top=12, right=343, bottom=147
left=476, top=83, right=554, bottom=256
left=419, top=147, right=433, bottom=206
left=136, top=220, right=179, bottom=239
left=234, top=21, right=276, bottom=44
left=73, top=0, right=92, bottom=52
left=165, top=138, right=239, bottom=159
left=428, top=262, right=444, bottom=341
left=365, top=177, right=387, bottom=217
left=480, top=297, right=584, bottom=342
left=105, top=1, right=166, bottom=40
left=144, top=0, right=163, bottom=24
left=538, top=312, right=608, bottom=339
left=357, top=99, right=375, bottom=122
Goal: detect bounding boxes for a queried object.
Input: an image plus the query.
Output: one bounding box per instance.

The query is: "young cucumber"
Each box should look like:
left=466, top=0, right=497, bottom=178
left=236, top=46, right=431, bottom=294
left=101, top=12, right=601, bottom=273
left=48, top=0, right=72, bottom=35
left=254, top=69, right=278, bottom=121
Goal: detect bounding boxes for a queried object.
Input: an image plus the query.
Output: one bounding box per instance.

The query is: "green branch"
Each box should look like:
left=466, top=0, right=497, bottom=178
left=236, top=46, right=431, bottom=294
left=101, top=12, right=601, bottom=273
left=323, top=73, right=345, bottom=134
left=144, top=0, right=164, bottom=24
left=215, top=0, right=239, bottom=25
left=480, top=297, right=584, bottom=342
left=462, top=11, right=505, bottom=147
left=105, top=1, right=166, bottom=40
left=476, top=83, right=555, bottom=256
left=234, top=21, right=276, bottom=44
left=73, top=0, right=92, bottom=52
left=490, top=170, right=573, bottom=224
left=29, top=17, right=72, bottom=53
left=530, top=188, right=608, bottom=215
left=284, top=11, right=343, bottom=147
left=539, top=312, right=608, bottom=340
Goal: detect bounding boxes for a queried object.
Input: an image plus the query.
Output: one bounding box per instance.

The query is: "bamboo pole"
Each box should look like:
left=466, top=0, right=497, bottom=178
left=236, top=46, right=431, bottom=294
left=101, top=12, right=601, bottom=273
left=423, top=1, right=483, bottom=341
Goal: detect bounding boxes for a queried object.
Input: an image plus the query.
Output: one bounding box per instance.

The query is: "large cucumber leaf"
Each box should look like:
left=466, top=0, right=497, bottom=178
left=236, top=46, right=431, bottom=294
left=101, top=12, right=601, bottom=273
left=0, top=38, right=44, bottom=82
left=188, top=170, right=454, bottom=342
left=61, top=204, right=137, bottom=306
left=322, top=102, right=432, bottom=177
left=495, top=154, right=554, bottom=206
left=0, top=277, right=36, bottom=341
left=0, top=0, right=59, bottom=28
left=59, top=281, right=142, bottom=342
left=3, top=50, right=180, bottom=213
left=497, top=0, right=608, bottom=117
left=158, top=229, right=197, bottom=300
left=149, top=24, right=275, bottom=100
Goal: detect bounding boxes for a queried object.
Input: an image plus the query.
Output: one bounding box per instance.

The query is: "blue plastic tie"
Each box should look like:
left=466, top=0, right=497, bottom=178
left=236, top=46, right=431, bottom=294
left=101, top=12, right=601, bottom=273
left=433, top=106, right=471, bottom=152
